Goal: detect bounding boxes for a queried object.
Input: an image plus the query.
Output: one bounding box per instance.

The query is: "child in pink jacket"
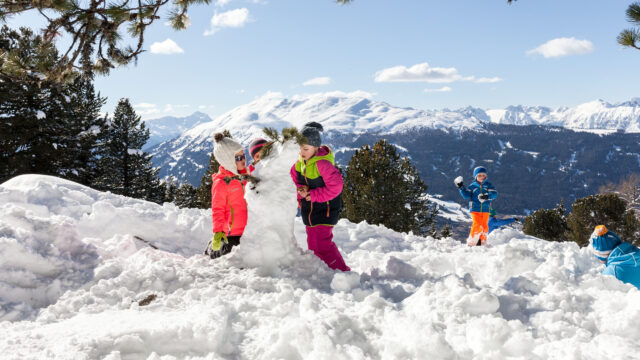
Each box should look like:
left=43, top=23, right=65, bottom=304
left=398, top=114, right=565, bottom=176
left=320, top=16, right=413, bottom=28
left=290, top=122, right=350, bottom=271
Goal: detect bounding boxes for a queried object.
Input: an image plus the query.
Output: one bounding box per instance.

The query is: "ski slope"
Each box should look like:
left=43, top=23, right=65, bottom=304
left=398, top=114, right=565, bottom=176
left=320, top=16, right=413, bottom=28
left=1, top=145, right=639, bottom=359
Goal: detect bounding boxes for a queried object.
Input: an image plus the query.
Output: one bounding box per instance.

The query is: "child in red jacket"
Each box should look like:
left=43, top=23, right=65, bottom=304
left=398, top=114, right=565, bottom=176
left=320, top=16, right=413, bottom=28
left=290, top=122, right=350, bottom=271
left=205, top=133, right=250, bottom=259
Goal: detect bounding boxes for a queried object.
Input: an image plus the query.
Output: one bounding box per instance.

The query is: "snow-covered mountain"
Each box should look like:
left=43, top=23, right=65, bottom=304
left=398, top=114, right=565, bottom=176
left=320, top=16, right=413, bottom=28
left=147, top=94, right=640, bottom=152
left=143, top=111, right=212, bottom=150
left=153, top=91, right=486, bottom=152
left=2, top=174, right=638, bottom=359
left=486, top=98, right=640, bottom=132
left=149, top=91, right=487, bottom=182
left=149, top=92, right=640, bottom=214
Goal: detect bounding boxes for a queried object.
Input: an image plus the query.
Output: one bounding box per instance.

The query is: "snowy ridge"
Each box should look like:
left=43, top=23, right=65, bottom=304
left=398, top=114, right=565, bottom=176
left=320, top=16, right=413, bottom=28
left=155, top=91, right=486, bottom=152
left=486, top=98, right=640, bottom=132
left=2, top=174, right=640, bottom=359
left=150, top=93, right=640, bottom=182
left=149, top=94, right=640, bottom=153
left=149, top=91, right=488, bottom=181
left=143, top=111, right=212, bottom=150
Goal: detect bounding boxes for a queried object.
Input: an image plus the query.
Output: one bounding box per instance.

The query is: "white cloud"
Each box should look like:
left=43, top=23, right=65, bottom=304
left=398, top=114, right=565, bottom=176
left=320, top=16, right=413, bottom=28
left=134, top=103, right=157, bottom=109
left=204, top=8, right=251, bottom=36
left=163, top=104, right=175, bottom=113
left=303, top=77, right=332, bottom=86
left=475, top=77, right=503, bottom=83
left=375, top=63, right=459, bottom=83
left=374, top=62, right=478, bottom=83
left=149, top=39, right=184, bottom=55
left=374, top=62, right=503, bottom=89
left=215, top=0, right=232, bottom=6
left=526, top=37, right=594, bottom=58
left=424, top=86, right=452, bottom=93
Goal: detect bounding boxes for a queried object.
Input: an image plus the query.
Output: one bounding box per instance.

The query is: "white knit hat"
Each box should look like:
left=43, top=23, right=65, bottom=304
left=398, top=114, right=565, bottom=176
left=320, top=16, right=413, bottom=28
left=213, top=133, right=244, bottom=175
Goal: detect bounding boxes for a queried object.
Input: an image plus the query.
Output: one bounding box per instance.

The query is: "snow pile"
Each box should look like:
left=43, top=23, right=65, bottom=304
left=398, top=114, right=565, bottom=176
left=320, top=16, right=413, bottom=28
left=1, top=175, right=640, bottom=359
left=0, top=175, right=211, bottom=321
left=0, top=197, right=98, bottom=321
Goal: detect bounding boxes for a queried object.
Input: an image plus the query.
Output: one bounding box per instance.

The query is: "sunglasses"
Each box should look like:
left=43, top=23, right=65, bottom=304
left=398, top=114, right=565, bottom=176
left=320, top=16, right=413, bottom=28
left=235, top=154, right=245, bottom=161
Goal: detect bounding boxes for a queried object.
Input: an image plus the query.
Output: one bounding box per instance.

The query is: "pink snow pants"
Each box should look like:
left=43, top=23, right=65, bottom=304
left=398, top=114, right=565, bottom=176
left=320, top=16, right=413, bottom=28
left=306, top=225, right=350, bottom=272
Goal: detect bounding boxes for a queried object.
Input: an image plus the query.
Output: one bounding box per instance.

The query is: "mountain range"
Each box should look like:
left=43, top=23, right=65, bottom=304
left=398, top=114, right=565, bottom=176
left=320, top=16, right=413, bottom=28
left=143, top=111, right=212, bottom=150
left=148, top=92, right=640, bottom=213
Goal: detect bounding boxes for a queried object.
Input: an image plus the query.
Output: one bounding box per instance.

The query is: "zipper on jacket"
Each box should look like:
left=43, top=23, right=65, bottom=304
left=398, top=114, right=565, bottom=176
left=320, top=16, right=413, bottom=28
left=303, top=160, right=309, bottom=186
left=227, top=198, right=234, bottom=236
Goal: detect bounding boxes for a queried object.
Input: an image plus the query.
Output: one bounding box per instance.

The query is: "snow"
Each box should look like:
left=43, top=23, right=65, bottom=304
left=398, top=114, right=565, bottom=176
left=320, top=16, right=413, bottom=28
left=427, top=194, right=471, bottom=223
left=127, top=149, right=144, bottom=155
left=1, top=169, right=640, bottom=358
left=143, top=112, right=212, bottom=150
left=486, top=99, right=640, bottom=133
left=36, top=111, right=46, bottom=120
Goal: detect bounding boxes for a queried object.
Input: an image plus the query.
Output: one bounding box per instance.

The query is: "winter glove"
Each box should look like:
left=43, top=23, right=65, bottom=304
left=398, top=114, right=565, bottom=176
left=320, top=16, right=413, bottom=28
left=210, top=232, right=228, bottom=252
left=478, top=194, right=489, bottom=202
left=454, top=176, right=464, bottom=188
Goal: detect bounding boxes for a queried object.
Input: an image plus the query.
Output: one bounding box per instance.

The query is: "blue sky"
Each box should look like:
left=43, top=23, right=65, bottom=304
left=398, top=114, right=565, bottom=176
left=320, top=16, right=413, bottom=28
left=8, top=0, right=639, bottom=119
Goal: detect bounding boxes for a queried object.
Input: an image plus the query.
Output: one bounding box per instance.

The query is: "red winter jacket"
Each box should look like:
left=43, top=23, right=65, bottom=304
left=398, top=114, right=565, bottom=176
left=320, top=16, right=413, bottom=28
left=211, top=166, right=249, bottom=237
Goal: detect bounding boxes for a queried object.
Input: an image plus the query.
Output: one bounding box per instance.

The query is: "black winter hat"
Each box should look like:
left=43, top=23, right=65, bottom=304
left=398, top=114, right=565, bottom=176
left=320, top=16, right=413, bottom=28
left=301, top=122, right=323, bottom=147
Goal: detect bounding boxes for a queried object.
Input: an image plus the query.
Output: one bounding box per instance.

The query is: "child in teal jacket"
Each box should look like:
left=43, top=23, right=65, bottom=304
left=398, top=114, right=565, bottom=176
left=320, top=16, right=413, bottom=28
left=591, top=225, right=640, bottom=289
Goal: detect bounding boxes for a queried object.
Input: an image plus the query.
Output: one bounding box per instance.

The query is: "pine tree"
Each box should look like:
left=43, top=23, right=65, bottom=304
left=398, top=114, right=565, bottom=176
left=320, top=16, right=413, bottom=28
left=343, top=139, right=437, bottom=235
left=0, top=26, right=106, bottom=184
left=566, top=193, right=639, bottom=247
left=440, top=223, right=452, bottom=238
left=618, top=3, right=640, bottom=50
left=164, top=176, right=179, bottom=203
left=599, top=173, right=640, bottom=221
left=0, top=1, right=351, bottom=81
left=523, top=202, right=568, bottom=242
left=428, top=223, right=439, bottom=239
left=57, top=77, right=108, bottom=185
left=174, top=183, right=199, bottom=208
left=95, top=98, right=158, bottom=199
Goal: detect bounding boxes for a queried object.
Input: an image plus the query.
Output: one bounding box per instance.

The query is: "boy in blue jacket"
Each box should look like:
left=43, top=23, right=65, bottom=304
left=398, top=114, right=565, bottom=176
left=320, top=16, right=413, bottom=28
left=455, top=166, right=498, bottom=246
left=590, top=225, right=640, bottom=289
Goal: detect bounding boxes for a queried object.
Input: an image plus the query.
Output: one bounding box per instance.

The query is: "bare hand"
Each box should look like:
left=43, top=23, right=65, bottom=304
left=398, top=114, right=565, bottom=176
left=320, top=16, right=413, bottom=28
left=297, top=186, right=309, bottom=198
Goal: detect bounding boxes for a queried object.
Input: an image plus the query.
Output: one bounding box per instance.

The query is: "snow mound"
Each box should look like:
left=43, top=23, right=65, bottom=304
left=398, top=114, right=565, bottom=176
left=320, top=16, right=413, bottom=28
left=1, top=175, right=640, bottom=359
left=0, top=175, right=211, bottom=321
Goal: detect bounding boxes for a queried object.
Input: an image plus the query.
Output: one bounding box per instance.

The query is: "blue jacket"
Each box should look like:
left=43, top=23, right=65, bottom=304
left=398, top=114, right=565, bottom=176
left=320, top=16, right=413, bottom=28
left=488, top=216, right=516, bottom=233
left=458, top=180, right=498, bottom=213
left=602, top=242, right=640, bottom=289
